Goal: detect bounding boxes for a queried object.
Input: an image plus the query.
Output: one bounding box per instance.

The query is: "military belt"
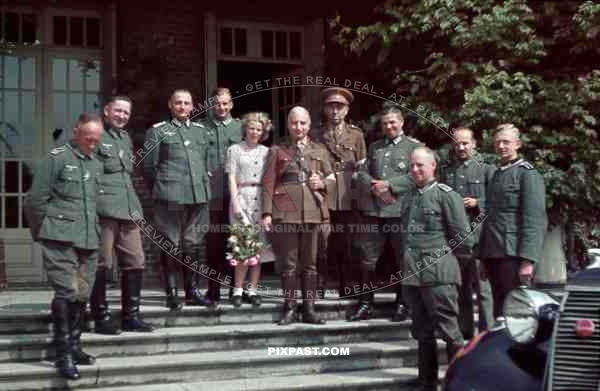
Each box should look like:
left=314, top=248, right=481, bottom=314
left=333, top=161, right=355, bottom=172
left=280, top=172, right=307, bottom=183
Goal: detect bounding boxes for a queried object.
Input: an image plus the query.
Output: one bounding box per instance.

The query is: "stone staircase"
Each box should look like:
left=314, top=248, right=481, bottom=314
left=0, top=289, right=447, bottom=391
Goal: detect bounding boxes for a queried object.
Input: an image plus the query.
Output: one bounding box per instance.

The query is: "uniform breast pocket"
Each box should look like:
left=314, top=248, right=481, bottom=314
left=160, top=138, right=185, bottom=159
left=422, top=208, right=443, bottom=231
left=467, top=179, right=485, bottom=198
left=56, top=171, right=82, bottom=197
left=310, top=156, right=324, bottom=172
left=392, top=156, right=409, bottom=173
left=503, top=184, right=520, bottom=209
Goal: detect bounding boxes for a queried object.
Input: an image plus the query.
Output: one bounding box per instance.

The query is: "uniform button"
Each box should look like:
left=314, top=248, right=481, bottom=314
left=254, top=174, right=257, bottom=177
left=254, top=161, right=258, bottom=164
left=58, top=214, right=64, bottom=219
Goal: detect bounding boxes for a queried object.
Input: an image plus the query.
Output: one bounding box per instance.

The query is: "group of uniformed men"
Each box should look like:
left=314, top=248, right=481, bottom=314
left=24, top=85, right=547, bottom=389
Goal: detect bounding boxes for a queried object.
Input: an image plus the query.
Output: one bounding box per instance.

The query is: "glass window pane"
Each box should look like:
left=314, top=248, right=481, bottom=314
left=290, top=32, right=301, bottom=59
left=261, top=31, right=273, bottom=58
left=84, top=60, right=101, bottom=92
left=70, top=17, right=84, bottom=46
left=5, top=161, right=18, bottom=193
left=22, top=162, right=32, bottom=193
left=4, top=91, right=19, bottom=125
left=53, top=92, right=68, bottom=132
left=285, top=86, right=293, bottom=106
left=0, top=122, right=19, bottom=158
left=53, top=59, right=67, bottom=90
left=0, top=198, right=3, bottom=229
left=20, top=56, right=36, bottom=90
left=86, top=18, right=100, bottom=47
left=22, top=14, right=37, bottom=44
left=234, top=28, right=247, bottom=56
left=294, top=86, right=302, bottom=103
left=69, top=60, right=83, bottom=91
left=21, top=196, right=28, bottom=228
left=5, top=13, right=19, bottom=43
left=220, top=28, right=232, bottom=56
left=5, top=196, right=18, bottom=228
left=4, top=56, right=19, bottom=89
left=69, top=93, right=84, bottom=120
left=276, top=32, right=287, bottom=59
left=53, top=16, right=67, bottom=45
left=21, top=92, right=36, bottom=156
left=85, top=93, right=100, bottom=113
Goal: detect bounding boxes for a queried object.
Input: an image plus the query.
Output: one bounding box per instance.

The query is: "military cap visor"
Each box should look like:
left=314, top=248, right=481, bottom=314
left=321, top=87, right=354, bottom=105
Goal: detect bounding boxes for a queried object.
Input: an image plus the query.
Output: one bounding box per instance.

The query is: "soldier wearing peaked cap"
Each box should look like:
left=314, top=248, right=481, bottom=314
left=24, top=113, right=104, bottom=380
left=480, top=124, right=547, bottom=319
left=143, top=89, right=212, bottom=310
left=311, top=87, right=366, bottom=299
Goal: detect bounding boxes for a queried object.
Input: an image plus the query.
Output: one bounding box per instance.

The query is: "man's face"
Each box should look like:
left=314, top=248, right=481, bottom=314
left=380, top=113, right=404, bottom=140
left=453, top=129, right=476, bottom=161
left=213, top=93, right=233, bottom=120
left=103, top=100, right=131, bottom=129
left=288, top=111, right=310, bottom=141
left=168, top=92, right=193, bottom=121
left=410, top=150, right=436, bottom=187
left=74, top=121, right=104, bottom=156
left=494, top=130, right=521, bottom=163
left=323, top=102, right=348, bottom=126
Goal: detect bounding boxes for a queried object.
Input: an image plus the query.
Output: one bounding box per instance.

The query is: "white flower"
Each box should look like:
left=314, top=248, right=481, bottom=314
left=233, top=246, right=241, bottom=253
left=228, top=236, right=238, bottom=244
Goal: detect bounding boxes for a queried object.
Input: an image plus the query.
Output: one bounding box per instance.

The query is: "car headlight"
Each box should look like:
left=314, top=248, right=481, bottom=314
left=504, top=288, right=559, bottom=344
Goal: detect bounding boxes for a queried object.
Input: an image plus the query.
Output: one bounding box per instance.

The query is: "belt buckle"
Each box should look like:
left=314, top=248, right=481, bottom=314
left=298, top=172, right=306, bottom=182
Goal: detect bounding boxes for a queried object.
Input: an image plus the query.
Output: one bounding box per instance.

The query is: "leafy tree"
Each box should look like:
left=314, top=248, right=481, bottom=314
left=332, top=0, right=600, bottom=265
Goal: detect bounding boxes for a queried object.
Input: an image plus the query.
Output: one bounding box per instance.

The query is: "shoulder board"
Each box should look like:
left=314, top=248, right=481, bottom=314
left=49, top=146, right=66, bottom=155
left=191, top=122, right=204, bottom=128
left=152, top=121, right=166, bottom=128
left=407, top=136, right=422, bottom=144
left=437, top=183, right=453, bottom=192
left=519, top=161, right=534, bottom=169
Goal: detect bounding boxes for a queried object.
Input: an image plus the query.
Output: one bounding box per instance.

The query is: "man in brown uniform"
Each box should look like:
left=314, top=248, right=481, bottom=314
left=262, top=106, right=335, bottom=325
left=312, top=87, right=367, bottom=297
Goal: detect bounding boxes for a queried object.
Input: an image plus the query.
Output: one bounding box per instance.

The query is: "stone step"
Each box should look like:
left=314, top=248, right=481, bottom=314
left=0, top=292, right=398, bottom=335
left=0, top=319, right=412, bottom=363
left=0, top=340, right=448, bottom=391
left=82, top=367, right=442, bottom=391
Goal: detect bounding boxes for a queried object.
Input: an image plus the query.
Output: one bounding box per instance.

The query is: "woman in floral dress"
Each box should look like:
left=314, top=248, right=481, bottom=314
left=225, top=112, right=273, bottom=307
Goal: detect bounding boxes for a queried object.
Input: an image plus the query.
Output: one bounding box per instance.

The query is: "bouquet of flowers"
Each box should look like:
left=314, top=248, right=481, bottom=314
left=226, top=223, right=265, bottom=267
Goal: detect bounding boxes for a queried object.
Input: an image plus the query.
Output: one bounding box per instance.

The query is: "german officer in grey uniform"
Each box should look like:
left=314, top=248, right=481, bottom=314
left=25, top=113, right=104, bottom=380
left=402, top=146, right=474, bottom=391
left=311, top=87, right=367, bottom=297
left=439, top=127, right=494, bottom=339
left=349, top=106, right=418, bottom=322
left=89, top=96, right=154, bottom=334
left=202, top=88, right=243, bottom=303
left=143, top=90, right=211, bottom=309
left=480, top=123, right=547, bottom=318
left=262, top=106, right=335, bottom=325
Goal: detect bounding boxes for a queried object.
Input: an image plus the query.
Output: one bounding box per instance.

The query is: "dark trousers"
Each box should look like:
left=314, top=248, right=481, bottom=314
left=403, top=284, right=464, bottom=345
left=272, top=223, right=319, bottom=275
left=458, top=257, right=494, bottom=338
left=318, top=210, right=358, bottom=292
left=41, top=240, right=98, bottom=302
left=482, top=257, right=521, bottom=318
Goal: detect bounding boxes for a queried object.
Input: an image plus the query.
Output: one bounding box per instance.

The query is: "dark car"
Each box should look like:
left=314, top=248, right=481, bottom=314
left=444, top=257, right=600, bottom=391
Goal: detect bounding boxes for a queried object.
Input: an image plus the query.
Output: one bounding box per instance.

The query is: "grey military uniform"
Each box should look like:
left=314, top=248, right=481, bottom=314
left=25, top=142, right=102, bottom=301
left=401, top=181, right=473, bottom=389
left=480, top=158, right=547, bottom=317
left=96, top=126, right=145, bottom=270
left=440, top=158, right=495, bottom=337
left=143, top=119, right=210, bottom=252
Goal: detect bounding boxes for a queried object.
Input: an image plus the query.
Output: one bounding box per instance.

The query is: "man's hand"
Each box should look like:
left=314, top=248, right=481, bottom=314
left=463, top=197, right=478, bottom=209
left=519, top=260, right=534, bottom=285
left=309, top=173, right=324, bottom=190
left=371, top=179, right=390, bottom=196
